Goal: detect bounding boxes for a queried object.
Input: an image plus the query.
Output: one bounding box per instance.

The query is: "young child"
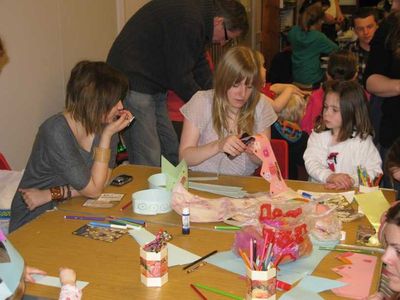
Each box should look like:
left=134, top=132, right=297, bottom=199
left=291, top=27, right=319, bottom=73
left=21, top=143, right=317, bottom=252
left=288, top=0, right=338, bottom=87
left=303, top=80, right=382, bottom=189
left=301, top=49, right=358, bottom=134
left=254, top=50, right=305, bottom=113
left=272, top=94, right=309, bottom=179
left=385, top=137, right=400, bottom=199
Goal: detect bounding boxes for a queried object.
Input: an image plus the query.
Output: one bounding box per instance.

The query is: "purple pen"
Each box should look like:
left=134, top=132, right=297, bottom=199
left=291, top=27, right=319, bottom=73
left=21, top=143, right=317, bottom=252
left=64, top=215, right=106, bottom=221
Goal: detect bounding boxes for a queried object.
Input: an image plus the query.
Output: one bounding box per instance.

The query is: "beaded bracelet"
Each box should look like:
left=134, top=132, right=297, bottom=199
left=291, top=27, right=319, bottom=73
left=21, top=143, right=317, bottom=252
left=50, top=186, right=63, bottom=201
left=93, top=147, right=111, bottom=164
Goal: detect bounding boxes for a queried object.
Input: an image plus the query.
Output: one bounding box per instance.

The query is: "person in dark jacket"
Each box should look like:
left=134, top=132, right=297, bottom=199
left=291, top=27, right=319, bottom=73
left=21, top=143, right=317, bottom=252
left=107, top=0, right=248, bottom=167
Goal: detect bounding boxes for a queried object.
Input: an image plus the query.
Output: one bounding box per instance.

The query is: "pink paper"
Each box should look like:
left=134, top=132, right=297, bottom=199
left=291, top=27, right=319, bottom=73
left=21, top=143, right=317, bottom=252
left=252, top=134, right=288, bottom=196
left=331, top=252, right=377, bottom=299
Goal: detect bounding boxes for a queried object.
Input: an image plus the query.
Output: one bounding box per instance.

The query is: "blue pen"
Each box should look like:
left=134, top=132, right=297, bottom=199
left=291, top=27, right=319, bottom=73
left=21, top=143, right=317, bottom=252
left=89, top=222, right=110, bottom=228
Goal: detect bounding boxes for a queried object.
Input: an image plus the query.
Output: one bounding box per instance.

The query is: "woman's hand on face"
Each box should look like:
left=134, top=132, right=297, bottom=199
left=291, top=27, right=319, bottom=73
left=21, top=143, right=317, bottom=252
left=325, top=173, right=354, bottom=190
left=104, top=109, right=134, bottom=136
left=218, top=135, right=247, bottom=157
left=19, top=188, right=51, bottom=211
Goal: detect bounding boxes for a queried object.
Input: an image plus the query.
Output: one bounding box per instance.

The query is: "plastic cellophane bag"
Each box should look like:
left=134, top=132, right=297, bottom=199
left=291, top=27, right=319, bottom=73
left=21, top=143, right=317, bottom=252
left=258, top=198, right=314, bottom=265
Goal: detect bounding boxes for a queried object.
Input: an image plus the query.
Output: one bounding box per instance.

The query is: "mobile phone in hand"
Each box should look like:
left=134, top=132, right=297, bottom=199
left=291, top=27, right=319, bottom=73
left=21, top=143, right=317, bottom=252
left=110, top=174, right=133, bottom=186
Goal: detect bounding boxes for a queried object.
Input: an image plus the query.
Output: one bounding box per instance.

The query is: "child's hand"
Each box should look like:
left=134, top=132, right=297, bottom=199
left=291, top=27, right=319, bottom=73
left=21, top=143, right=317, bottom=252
left=326, top=173, right=354, bottom=190
left=24, top=266, right=47, bottom=283
left=59, top=268, right=77, bottom=286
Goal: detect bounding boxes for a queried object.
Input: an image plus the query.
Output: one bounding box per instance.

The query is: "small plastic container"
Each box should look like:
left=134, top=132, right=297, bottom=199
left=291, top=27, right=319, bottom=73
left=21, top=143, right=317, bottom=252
left=246, top=266, right=276, bottom=300
left=309, top=204, right=342, bottom=242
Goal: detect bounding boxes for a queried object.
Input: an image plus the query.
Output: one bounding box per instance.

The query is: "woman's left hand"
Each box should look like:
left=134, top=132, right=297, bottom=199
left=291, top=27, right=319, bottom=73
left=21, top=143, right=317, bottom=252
left=20, top=188, right=51, bottom=211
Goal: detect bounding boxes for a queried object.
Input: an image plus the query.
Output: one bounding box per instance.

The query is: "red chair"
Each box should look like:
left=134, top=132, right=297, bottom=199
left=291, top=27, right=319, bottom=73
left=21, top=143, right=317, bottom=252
left=270, top=139, right=289, bottom=180
left=253, top=139, right=289, bottom=179
left=0, top=152, right=11, bottom=170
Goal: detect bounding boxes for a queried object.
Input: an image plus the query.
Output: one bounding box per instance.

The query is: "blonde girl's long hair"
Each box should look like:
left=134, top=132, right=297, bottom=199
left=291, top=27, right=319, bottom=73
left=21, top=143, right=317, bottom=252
left=212, top=46, right=262, bottom=138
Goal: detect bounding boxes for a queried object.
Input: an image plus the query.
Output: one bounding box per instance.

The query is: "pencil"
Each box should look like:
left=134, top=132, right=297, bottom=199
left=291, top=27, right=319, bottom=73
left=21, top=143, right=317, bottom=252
left=319, top=246, right=378, bottom=254
left=183, top=250, right=218, bottom=270
left=190, top=284, right=208, bottom=300
left=194, top=283, right=242, bottom=300
left=119, top=201, right=132, bottom=211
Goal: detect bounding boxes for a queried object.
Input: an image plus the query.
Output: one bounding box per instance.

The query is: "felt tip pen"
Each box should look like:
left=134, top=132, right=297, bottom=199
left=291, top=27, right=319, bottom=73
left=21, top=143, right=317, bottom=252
left=183, top=250, right=218, bottom=270
left=214, top=225, right=241, bottom=231
left=64, top=215, right=105, bottom=221
left=276, top=280, right=292, bottom=291
left=88, top=222, right=127, bottom=229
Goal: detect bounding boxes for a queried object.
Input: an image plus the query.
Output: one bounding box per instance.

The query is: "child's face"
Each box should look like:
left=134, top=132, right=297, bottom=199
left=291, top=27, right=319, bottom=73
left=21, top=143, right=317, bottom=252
left=382, top=223, right=400, bottom=292
left=227, top=79, right=253, bottom=112
left=323, top=92, right=342, bottom=135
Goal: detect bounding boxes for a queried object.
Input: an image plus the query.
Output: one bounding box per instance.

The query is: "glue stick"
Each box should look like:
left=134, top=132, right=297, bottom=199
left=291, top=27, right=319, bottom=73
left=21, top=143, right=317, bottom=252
left=182, top=207, right=190, bottom=235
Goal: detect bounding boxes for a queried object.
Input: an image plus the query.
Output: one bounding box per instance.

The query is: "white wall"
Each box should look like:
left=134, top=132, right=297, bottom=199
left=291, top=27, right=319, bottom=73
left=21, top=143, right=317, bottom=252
left=0, top=0, right=118, bottom=170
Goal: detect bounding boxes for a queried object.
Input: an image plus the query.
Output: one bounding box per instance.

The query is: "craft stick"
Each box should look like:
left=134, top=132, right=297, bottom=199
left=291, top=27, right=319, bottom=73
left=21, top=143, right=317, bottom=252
left=194, top=283, right=243, bottom=300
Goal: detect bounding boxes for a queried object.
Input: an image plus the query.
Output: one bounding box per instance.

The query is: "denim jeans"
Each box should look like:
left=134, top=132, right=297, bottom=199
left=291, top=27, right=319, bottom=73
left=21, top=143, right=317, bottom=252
left=122, top=90, right=179, bottom=166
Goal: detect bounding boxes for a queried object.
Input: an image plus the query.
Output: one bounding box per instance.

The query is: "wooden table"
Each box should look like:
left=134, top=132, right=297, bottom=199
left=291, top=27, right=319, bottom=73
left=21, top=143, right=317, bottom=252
left=9, top=164, right=396, bottom=300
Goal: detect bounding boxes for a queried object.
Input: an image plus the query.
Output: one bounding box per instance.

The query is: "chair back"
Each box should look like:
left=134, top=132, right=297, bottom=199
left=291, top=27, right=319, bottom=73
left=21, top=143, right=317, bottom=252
left=270, top=139, right=289, bottom=179
left=0, top=152, right=11, bottom=170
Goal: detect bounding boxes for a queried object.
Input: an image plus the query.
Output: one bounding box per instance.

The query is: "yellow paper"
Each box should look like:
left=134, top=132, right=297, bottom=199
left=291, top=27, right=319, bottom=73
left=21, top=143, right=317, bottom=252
left=354, top=190, right=390, bottom=231
left=161, top=156, right=188, bottom=191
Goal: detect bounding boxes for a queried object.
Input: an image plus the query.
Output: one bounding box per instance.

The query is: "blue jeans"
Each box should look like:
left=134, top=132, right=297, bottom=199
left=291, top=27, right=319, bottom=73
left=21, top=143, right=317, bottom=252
left=122, top=90, right=179, bottom=166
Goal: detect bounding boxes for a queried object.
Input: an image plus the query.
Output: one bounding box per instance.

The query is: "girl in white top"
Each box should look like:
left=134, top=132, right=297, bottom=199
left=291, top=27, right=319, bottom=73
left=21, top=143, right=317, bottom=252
left=304, top=80, right=382, bottom=189
left=179, top=46, right=277, bottom=176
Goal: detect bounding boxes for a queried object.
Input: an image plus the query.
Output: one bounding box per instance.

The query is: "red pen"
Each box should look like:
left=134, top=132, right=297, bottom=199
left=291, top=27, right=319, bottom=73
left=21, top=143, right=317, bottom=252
left=119, top=201, right=132, bottom=211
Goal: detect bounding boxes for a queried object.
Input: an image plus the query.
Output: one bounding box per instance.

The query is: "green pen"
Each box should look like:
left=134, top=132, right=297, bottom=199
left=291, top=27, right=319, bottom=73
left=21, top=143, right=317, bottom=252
left=214, top=225, right=241, bottom=231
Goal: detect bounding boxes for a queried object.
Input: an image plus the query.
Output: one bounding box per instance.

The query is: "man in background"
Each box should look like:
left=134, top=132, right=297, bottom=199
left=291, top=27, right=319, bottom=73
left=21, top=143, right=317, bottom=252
left=345, top=8, right=379, bottom=85
left=107, top=0, right=248, bottom=167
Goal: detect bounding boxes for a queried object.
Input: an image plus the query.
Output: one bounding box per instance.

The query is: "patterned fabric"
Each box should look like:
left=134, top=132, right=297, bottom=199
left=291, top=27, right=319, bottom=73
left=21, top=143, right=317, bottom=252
left=273, top=119, right=303, bottom=143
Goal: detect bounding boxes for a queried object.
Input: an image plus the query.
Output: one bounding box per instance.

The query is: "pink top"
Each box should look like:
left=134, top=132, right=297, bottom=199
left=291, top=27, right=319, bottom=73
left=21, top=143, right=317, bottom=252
left=181, top=90, right=277, bottom=176
left=301, top=87, right=324, bottom=134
